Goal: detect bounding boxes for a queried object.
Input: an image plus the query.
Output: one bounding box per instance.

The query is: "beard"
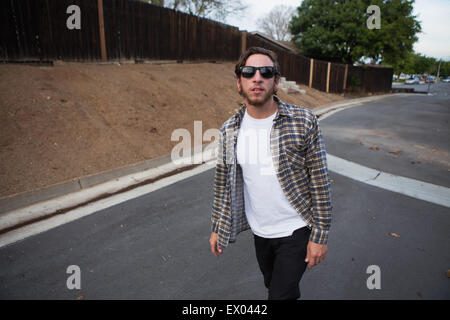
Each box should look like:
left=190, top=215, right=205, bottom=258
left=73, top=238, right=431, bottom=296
left=239, top=81, right=276, bottom=107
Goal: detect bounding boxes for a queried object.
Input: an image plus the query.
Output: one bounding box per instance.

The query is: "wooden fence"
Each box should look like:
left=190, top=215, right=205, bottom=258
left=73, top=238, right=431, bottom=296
left=0, top=0, right=392, bottom=93
left=0, top=0, right=242, bottom=62
left=246, top=32, right=393, bottom=93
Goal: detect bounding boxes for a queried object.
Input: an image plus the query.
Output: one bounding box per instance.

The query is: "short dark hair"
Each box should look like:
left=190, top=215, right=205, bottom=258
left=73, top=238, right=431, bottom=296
left=234, top=47, right=280, bottom=79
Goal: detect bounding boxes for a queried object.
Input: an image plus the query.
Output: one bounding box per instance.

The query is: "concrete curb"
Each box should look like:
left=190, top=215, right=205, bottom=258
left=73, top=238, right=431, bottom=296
left=0, top=153, right=171, bottom=215
left=0, top=143, right=216, bottom=232
left=0, top=92, right=398, bottom=233
left=314, top=93, right=400, bottom=119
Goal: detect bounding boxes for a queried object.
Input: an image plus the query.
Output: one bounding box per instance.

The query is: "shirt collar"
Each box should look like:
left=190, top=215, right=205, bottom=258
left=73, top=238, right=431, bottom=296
left=274, top=95, right=294, bottom=119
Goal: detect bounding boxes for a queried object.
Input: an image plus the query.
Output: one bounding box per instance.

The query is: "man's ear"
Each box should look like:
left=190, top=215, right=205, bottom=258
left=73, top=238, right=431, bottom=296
left=236, top=77, right=242, bottom=93
left=274, top=76, right=280, bottom=92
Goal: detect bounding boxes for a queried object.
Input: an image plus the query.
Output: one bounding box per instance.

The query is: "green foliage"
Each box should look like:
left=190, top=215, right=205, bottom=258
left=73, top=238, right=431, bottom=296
left=438, top=61, right=450, bottom=77
left=383, top=52, right=449, bottom=77
left=289, top=0, right=421, bottom=65
left=388, top=52, right=434, bottom=75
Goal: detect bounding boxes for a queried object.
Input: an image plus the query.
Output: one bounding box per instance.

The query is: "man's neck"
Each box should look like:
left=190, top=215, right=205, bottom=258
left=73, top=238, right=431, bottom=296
left=245, top=97, right=278, bottom=119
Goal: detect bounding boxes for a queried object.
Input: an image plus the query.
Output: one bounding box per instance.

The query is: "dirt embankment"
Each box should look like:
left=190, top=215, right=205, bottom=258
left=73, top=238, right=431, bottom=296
left=0, top=61, right=346, bottom=198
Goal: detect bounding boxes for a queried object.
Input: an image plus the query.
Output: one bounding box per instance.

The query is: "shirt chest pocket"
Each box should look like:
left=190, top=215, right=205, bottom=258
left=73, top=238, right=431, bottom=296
left=283, top=145, right=307, bottom=170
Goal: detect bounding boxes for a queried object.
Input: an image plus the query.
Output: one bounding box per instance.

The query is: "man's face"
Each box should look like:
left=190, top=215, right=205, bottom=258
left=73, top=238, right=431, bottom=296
left=237, top=54, right=279, bottom=107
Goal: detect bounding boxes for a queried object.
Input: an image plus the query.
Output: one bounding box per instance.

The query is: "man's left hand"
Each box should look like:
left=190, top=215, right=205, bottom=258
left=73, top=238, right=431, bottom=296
left=305, top=241, right=328, bottom=270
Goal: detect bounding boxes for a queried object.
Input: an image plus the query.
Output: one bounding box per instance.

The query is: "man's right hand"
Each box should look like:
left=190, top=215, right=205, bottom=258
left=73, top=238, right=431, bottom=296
left=209, top=232, right=223, bottom=257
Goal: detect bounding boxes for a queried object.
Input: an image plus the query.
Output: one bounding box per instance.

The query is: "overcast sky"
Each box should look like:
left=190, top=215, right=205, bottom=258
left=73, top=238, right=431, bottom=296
left=225, top=0, right=450, bottom=61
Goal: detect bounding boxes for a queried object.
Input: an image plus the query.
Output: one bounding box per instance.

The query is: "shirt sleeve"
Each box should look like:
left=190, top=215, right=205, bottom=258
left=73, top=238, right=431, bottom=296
left=211, top=129, right=228, bottom=233
left=304, top=114, right=332, bottom=244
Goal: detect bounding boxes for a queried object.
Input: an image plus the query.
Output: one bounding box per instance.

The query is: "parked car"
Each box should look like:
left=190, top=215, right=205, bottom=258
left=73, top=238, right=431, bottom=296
left=425, top=76, right=436, bottom=83
left=405, top=76, right=420, bottom=84
left=442, top=76, right=450, bottom=83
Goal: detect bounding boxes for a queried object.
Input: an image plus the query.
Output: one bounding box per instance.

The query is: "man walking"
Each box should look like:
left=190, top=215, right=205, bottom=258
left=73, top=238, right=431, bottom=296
left=209, top=47, right=332, bottom=300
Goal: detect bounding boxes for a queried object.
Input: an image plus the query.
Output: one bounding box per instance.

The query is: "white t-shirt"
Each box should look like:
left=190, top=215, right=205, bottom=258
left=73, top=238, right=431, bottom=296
left=236, top=109, right=307, bottom=238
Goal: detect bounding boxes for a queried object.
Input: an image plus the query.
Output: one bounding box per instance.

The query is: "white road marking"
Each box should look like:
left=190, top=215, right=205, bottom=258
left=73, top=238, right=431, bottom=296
left=327, top=154, right=450, bottom=208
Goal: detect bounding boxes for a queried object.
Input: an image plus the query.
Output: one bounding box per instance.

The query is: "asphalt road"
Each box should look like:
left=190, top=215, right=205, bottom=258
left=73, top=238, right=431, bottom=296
left=321, top=92, right=449, bottom=187
left=0, top=88, right=449, bottom=300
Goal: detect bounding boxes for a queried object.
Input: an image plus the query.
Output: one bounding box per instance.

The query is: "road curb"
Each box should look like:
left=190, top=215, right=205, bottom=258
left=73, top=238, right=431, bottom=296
left=0, top=143, right=215, bottom=233
left=0, top=153, right=170, bottom=215
left=314, top=93, right=399, bottom=119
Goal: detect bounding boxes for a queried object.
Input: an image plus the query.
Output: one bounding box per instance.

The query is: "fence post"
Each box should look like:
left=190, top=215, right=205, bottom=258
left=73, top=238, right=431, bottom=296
left=326, top=62, right=331, bottom=93
left=97, top=0, right=107, bottom=61
left=343, top=64, right=348, bottom=91
left=309, top=59, right=314, bottom=88
left=241, top=31, right=247, bottom=55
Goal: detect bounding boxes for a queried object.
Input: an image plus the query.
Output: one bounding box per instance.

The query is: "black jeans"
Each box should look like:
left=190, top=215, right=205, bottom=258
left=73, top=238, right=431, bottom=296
left=253, top=226, right=311, bottom=300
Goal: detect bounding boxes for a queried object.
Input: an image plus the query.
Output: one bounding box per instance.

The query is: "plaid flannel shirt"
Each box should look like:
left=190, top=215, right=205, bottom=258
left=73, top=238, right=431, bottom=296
left=211, top=96, right=332, bottom=247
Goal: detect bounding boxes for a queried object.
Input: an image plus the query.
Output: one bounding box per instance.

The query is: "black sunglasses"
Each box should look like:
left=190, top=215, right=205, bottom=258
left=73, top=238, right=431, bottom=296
left=239, top=66, right=278, bottom=79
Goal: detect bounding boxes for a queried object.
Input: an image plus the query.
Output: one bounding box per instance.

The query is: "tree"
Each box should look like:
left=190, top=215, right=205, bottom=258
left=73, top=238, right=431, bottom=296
left=256, top=5, right=296, bottom=41
left=439, top=61, right=450, bottom=77
left=289, top=0, right=421, bottom=65
left=381, top=51, right=450, bottom=77
left=365, top=0, right=421, bottom=67
left=387, top=51, right=435, bottom=75
left=141, top=0, right=247, bottom=23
